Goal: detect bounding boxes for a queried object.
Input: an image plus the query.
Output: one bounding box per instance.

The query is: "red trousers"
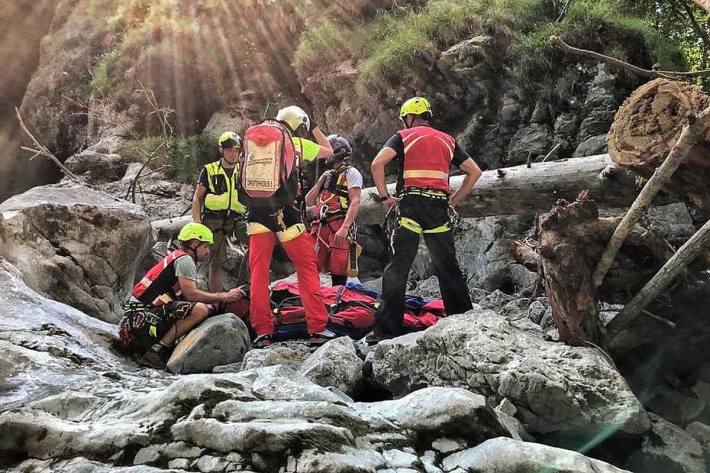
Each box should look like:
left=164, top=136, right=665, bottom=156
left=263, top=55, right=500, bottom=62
left=309, top=218, right=349, bottom=276
left=249, top=231, right=328, bottom=336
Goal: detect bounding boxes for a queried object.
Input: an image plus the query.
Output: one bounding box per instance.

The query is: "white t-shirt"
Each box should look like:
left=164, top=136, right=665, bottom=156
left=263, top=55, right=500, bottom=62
left=344, top=167, right=363, bottom=189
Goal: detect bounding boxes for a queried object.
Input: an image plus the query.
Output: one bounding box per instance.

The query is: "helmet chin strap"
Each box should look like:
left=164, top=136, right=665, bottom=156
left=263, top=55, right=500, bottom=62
left=402, top=115, right=416, bottom=129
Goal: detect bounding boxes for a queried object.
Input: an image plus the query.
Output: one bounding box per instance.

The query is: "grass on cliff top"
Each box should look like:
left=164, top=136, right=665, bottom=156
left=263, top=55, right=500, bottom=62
left=294, top=0, right=685, bottom=97
left=294, top=0, right=555, bottom=92
left=118, top=134, right=218, bottom=184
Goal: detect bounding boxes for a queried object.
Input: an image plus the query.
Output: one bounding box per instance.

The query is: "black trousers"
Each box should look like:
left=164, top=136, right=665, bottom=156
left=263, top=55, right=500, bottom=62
left=374, top=194, right=472, bottom=336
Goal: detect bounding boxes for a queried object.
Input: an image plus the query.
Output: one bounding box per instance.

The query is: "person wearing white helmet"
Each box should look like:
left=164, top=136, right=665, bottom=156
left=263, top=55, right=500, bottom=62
left=241, top=105, right=336, bottom=348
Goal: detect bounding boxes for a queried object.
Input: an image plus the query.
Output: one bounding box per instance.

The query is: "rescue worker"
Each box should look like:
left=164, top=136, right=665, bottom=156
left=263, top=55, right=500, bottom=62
left=305, top=134, right=363, bottom=286
left=192, top=131, right=248, bottom=292
left=243, top=105, right=337, bottom=348
left=367, top=97, right=482, bottom=343
left=117, top=222, right=246, bottom=369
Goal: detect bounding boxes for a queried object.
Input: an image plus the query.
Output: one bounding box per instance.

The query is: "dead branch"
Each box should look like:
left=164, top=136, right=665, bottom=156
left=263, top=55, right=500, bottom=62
left=607, top=217, right=710, bottom=334
left=137, top=81, right=174, bottom=137
left=125, top=141, right=167, bottom=202
left=15, top=107, right=84, bottom=183
left=549, top=36, right=710, bottom=80
left=592, top=106, right=710, bottom=287
left=512, top=240, right=540, bottom=271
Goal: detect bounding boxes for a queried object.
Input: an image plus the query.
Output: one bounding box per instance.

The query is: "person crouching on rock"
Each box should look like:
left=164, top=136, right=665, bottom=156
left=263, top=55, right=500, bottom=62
left=305, top=134, right=363, bottom=287
left=117, top=222, right=246, bottom=369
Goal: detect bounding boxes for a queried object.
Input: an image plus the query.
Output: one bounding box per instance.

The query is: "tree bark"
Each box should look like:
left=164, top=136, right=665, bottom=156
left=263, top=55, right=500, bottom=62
left=356, top=154, right=676, bottom=225
left=536, top=192, right=605, bottom=346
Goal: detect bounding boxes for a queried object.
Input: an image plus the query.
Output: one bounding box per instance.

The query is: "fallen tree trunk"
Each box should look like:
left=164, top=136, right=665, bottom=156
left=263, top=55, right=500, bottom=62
left=152, top=154, right=679, bottom=235
left=357, top=154, right=674, bottom=225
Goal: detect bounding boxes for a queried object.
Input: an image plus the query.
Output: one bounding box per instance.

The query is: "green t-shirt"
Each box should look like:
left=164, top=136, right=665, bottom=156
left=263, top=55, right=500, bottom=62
left=174, top=255, right=198, bottom=281
left=292, top=137, right=321, bottom=162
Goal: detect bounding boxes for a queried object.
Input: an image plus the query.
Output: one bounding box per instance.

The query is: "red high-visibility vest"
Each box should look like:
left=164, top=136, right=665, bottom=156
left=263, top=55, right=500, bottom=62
left=132, top=249, right=188, bottom=306
left=398, top=126, right=455, bottom=192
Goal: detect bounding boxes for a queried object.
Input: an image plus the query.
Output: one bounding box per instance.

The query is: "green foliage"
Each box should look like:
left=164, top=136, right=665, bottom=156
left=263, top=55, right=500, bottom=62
left=118, top=134, right=219, bottom=184
left=508, top=0, right=687, bottom=104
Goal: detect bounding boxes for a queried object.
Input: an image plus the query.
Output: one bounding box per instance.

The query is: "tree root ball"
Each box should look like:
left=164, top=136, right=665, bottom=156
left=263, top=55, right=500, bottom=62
left=608, top=78, right=709, bottom=167
left=608, top=78, right=710, bottom=207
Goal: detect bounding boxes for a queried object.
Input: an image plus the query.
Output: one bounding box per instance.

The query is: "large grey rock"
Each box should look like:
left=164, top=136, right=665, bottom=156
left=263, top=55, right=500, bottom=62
left=0, top=258, right=125, bottom=410
left=686, top=422, right=710, bottom=455
left=64, top=138, right=128, bottom=184
left=573, top=134, right=608, bottom=158
left=626, top=413, right=706, bottom=473
left=441, top=437, right=631, bottom=472
left=240, top=342, right=312, bottom=371
left=249, top=364, right=351, bottom=403
left=354, top=387, right=511, bottom=446
left=299, top=337, right=363, bottom=395
left=372, top=310, right=649, bottom=437
left=296, top=448, right=386, bottom=473
left=505, top=123, right=553, bottom=166
left=167, top=314, right=251, bottom=374
left=0, top=184, right=150, bottom=322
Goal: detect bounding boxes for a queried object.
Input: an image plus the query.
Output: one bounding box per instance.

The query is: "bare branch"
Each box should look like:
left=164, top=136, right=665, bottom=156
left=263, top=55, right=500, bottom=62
left=15, top=107, right=84, bottom=183
left=549, top=36, right=710, bottom=80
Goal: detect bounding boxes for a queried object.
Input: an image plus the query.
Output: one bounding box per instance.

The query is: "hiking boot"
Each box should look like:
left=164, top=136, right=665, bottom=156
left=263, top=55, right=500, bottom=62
left=309, top=329, right=337, bottom=347
left=253, top=334, right=272, bottom=349
left=365, top=331, right=393, bottom=345
left=139, top=349, right=167, bottom=370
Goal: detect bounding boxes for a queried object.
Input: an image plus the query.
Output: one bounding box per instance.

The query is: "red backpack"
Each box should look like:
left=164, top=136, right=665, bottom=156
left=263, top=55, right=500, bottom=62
left=242, top=120, right=301, bottom=204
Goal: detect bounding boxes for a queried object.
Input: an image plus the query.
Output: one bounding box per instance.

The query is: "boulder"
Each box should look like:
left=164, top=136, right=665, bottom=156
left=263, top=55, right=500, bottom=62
left=0, top=184, right=150, bottom=322
left=686, top=422, right=710, bottom=456
left=299, top=337, right=363, bottom=395
left=626, top=413, right=706, bottom=473
left=249, top=365, right=351, bottom=403
left=354, top=387, right=511, bottom=445
left=166, top=314, right=251, bottom=374
left=441, top=437, right=631, bottom=472
left=505, top=123, right=553, bottom=166
left=240, top=343, right=312, bottom=371
left=64, top=140, right=128, bottom=184
left=573, top=134, right=608, bottom=158
left=372, top=310, right=650, bottom=438
left=0, top=258, right=124, bottom=410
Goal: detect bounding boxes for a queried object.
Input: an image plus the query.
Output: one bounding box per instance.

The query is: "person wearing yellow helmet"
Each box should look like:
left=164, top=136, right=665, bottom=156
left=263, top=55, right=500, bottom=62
left=192, top=131, right=249, bottom=293
left=367, top=96, right=483, bottom=344
left=117, top=222, right=247, bottom=369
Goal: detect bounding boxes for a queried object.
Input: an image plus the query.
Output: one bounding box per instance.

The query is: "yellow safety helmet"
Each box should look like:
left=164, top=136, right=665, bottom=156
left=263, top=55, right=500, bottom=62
left=399, top=97, right=432, bottom=119
left=178, top=223, right=214, bottom=245
left=218, top=131, right=242, bottom=148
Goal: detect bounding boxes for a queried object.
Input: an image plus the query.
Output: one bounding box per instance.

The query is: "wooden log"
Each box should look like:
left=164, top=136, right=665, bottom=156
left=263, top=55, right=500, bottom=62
left=593, top=107, right=709, bottom=287
left=607, top=218, right=710, bottom=336
left=536, top=192, right=605, bottom=346
left=357, top=154, right=673, bottom=225
left=151, top=215, right=192, bottom=239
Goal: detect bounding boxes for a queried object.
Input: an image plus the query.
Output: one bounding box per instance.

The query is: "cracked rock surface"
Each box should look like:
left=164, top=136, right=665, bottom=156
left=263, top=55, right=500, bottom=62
left=0, top=184, right=150, bottom=322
